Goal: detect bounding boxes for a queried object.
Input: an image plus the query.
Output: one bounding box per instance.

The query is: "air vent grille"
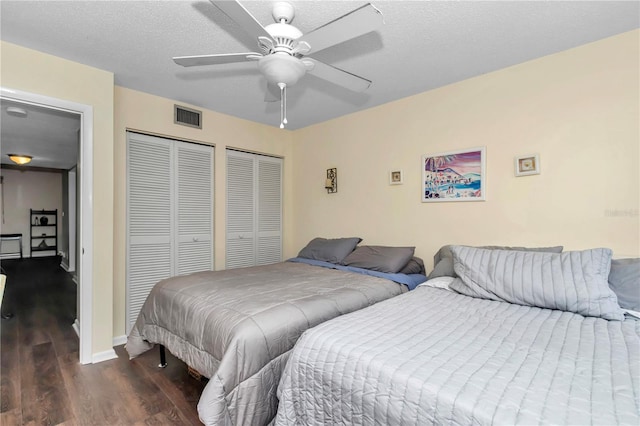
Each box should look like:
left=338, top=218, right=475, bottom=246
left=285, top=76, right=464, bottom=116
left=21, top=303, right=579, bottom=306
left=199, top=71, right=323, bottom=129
left=174, top=105, right=202, bottom=129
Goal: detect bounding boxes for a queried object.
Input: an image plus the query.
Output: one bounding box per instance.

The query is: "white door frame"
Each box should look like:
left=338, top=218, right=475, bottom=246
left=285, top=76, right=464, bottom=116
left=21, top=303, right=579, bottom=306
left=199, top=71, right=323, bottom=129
left=68, top=168, right=77, bottom=272
left=1, top=87, right=94, bottom=364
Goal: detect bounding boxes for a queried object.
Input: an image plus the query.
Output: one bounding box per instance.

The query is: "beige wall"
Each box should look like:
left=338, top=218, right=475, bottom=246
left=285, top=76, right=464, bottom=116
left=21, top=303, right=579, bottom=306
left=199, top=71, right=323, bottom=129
left=291, top=30, right=640, bottom=269
left=0, top=169, right=62, bottom=258
left=3, top=29, right=638, bottom=348
left=112, top=87, right=294, bottom=337
left=1, top=41, right=115, bottom=355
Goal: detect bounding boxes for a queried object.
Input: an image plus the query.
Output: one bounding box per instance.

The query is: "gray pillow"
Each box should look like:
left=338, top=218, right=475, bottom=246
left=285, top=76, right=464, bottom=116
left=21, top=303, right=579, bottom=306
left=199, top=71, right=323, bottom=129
left=428, top=257, right=454, bottom=279
left=297, top=237, right=362, bottom=264
left=432, top=245, right=454, bottom=267
left=449, top=246, right=624, bottom=321
left=429, top=244, right=564, bottom=279
left=609, top=258, right=640, bottom=311
left=342, top=246, right=415, bottom=273
left=399, top=256, right=426, bottom=275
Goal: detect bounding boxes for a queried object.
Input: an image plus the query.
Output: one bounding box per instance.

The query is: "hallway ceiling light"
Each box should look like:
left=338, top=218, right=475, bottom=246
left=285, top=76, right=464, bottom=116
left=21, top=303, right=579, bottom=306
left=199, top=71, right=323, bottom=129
left=6, top=106, right=28, bottom=117
left=7, top=154, right=32, bottom=165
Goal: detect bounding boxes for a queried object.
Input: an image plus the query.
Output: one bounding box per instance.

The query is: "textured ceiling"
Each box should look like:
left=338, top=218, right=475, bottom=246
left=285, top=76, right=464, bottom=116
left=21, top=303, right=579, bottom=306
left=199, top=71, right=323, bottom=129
left=0, top=1, right=638, bottom=164
left=0, top=100, right=80, bottom=169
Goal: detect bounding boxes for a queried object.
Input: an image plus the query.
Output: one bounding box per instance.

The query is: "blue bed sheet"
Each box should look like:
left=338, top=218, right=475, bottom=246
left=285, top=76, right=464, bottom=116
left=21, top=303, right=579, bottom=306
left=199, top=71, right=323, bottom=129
left=287, top=257, right=427, bottom=290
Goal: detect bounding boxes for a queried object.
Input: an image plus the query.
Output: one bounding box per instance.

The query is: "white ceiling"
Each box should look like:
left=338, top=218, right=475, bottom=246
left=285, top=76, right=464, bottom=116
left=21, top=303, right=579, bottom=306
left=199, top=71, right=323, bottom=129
left=1, top=100, right=80, bottom=169
left=0, top=1, right=638, bottom=152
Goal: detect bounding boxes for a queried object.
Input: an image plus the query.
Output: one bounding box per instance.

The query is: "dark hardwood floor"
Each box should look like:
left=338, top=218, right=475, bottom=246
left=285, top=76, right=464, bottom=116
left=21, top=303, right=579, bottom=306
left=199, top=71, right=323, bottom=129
left=0, top=257, right=206, bottom=425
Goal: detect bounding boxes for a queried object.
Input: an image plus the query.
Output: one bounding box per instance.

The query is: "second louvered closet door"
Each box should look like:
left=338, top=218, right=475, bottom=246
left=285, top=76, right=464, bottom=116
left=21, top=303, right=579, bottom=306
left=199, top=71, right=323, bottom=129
left=226, top=150, right=282, bottom=269
left=256, top=156, right=282, bottom=265
left=175, top=141, right=214, bottom=276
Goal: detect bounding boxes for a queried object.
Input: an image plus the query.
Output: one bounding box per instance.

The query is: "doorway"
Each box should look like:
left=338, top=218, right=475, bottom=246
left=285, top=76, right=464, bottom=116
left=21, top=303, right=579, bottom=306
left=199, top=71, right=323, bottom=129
left=1, top=87, right=94, bottom=364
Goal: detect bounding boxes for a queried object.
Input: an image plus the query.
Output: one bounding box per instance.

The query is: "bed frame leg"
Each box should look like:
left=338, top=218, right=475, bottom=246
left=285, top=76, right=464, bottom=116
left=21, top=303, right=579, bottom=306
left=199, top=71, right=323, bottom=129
left=158, top=344, right=167, bottom=368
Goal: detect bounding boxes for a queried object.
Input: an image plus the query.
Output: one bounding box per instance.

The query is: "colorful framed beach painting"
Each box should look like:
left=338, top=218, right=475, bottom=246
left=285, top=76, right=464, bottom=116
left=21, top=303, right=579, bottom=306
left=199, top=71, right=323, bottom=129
left=422, top=147, right=486, bottom=202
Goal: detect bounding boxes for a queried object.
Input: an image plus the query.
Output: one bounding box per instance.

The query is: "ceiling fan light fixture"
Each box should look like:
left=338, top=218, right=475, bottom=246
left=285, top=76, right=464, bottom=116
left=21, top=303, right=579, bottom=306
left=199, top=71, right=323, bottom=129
left=258, top=53, right=306, bottom=86
left=8, top=154, right=33, bottom=165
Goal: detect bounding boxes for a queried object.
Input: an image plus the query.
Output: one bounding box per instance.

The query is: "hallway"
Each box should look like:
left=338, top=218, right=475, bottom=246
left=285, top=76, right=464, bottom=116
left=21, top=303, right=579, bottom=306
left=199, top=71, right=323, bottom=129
left=0, top=257, right=205, bottom=425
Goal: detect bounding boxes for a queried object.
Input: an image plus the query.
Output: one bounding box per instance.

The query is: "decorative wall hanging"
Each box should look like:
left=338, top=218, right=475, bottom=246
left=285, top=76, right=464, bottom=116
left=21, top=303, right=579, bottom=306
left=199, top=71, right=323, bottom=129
left=325, top=168, right=337, bottom=193
left=515, top=154, right=540, bottom=176
left=389, top=170, right=403, bottom=185
left=422, top=147, right=486, bottom=202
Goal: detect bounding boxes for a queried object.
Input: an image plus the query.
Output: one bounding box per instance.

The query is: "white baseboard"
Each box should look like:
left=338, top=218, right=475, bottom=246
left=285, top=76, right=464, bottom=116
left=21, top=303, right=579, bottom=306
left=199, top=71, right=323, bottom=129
left=72, top=319, right=80, bottom=337
left=61, top=261, right=77, bottom=275
left=74, top=320, right=118, bottom=364
left=30, top=251, right=57, bottom=258
left=112, top=334, right=127, bottom=347
left=0, top=253, right=21, bottom=260
left=92, top=348, right=118, bottom=364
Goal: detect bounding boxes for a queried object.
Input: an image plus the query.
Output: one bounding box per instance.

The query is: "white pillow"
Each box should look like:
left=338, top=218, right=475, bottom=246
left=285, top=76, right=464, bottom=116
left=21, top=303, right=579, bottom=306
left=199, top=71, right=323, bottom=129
left=418, top=276, right=455, bottom=291
left=624, top=309, right=640, bottom=319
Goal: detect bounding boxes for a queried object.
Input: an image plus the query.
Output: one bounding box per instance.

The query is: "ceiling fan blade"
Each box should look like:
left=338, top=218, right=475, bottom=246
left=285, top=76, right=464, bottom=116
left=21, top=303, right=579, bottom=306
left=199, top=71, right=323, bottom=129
left=173, top=53, right=261, bottom=67
left=297, top=3, right=383, bottom=55
left=210, top=0, right=274, bottom=43
left=264, top=82, right=280, bottom=102
left=304, top=58, right=371, bottom=92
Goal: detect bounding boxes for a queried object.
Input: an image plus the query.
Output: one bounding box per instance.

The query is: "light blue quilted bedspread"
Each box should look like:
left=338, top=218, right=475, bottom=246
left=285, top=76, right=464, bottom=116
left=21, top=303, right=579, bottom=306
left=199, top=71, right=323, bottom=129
left=275, top=286, right=640, bottom=425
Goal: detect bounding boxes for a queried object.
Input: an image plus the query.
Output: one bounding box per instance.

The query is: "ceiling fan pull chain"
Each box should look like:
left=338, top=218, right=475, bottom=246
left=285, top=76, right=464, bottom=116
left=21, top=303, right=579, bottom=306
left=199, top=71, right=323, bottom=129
left=283, top=85, right=288, bottom=125
left=278, top=82, right=287, bottom=129
left=279, top=83, right=284, bottom=128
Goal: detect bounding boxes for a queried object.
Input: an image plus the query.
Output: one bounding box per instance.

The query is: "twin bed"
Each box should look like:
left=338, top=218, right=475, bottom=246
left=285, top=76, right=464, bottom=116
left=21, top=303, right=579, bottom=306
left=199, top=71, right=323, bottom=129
left=127, top=240, right=640, bottom=426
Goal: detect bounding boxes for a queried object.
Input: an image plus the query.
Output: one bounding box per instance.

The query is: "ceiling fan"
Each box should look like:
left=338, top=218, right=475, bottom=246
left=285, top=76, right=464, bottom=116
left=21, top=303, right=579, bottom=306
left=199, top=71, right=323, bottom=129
left=173, top=1, right=384, bottom=128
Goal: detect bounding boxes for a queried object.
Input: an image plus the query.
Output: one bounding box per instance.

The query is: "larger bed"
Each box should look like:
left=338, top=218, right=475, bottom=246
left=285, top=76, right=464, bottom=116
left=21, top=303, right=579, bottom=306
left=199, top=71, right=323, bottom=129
left=275, top=246, right=640, bottom=425
left=126, top=239, right=427, bottom=426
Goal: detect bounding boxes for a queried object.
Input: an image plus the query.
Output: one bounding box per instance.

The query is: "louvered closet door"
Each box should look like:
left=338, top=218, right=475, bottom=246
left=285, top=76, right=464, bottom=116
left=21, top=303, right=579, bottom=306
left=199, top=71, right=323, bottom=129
left=226, top=151, right=255, bottom=269
left=226, top=150, right=283, bottom=269
left=127, top=132, right=214, bottom=333
left=175, top=141, right=213, bottom=275
left=256, top=156, right=282, bottom=265
left=126, top=133, right=173, bottom=332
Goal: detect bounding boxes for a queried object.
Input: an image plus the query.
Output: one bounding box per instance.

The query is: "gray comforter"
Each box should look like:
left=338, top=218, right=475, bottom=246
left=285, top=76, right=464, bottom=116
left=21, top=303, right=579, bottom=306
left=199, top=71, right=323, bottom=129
left=125, top=261, right=404, bottom=425
left=275, top=286, right=640, bottom=425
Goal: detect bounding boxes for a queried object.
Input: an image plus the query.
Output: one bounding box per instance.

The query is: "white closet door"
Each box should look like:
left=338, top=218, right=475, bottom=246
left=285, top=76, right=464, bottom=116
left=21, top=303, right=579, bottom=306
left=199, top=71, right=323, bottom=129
left=226, top=150, right=283, bottom=269
left=126, top=133, right=173, bottom=333
left=256, top=156, right=282, bottom=265
left=175, top=141, right=214, bottom=275
left=127, top=132, right=214, bottom=333
left=226, top=151, right=255, bottom=269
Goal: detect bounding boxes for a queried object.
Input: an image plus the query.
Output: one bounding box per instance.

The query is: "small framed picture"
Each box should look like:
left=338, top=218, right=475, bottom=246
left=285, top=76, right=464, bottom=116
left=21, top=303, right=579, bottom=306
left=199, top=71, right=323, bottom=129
left=389, top=169, right=403, bottom=185
left=515, top=154, right=540, bottom=176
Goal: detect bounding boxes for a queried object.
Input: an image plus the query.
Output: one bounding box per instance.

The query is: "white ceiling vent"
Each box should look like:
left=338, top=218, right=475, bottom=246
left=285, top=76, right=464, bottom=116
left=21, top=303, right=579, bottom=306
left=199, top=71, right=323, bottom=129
left=174, top=105, right=202, bottom=129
